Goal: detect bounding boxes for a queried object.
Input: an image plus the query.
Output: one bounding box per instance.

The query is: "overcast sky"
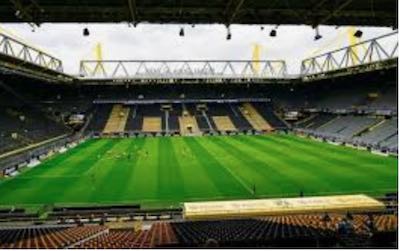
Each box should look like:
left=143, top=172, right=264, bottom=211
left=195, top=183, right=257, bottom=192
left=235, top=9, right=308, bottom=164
left=0, top=23, right=394, bottom=74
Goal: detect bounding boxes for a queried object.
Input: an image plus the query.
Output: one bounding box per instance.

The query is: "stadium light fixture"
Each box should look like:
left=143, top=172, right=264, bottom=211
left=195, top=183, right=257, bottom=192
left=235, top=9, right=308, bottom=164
left=83, top=28, right=90, bottom=36
left=354, top=30, right=363, bottom=38
left=269, top=25, right=278, bottom=37
left=314, top=27, right=322, bottom=41
left=226, top=26, right=232, bottom=40
left=179, top=27, right=184, bottom=37
left=15, top=10, right=22, bottom=18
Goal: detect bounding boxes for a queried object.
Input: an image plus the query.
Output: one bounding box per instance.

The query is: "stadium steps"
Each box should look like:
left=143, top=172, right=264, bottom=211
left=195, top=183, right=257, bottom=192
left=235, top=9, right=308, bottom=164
left=295, top=114, right=318, bottom=127
left=304, top=114, right=336, bottom=129
left=353, top=118, right=385, bottom=137
left=212, top=116, right=237, bottom=131
left=367, top=119, right=387, bottom=132
left=201, top=110, right=214, bottom=131
left=164, top=110, right=170, bottom=132
left=239, top=103, right=273, bottom=131
left=314, top=116, right=340, bottom=130
left=179, top=115, right=201, bottom=136
left=67, top=228, right=109, bottom=248
left=379, top=132, right=398, bottom=145
left=142, top=117, right=162, bottom=133
left=14, top=134, right=34, bottom=145
left=103, top=104, right=130, bottom=133
left=273, top=110, right=291, bottom=128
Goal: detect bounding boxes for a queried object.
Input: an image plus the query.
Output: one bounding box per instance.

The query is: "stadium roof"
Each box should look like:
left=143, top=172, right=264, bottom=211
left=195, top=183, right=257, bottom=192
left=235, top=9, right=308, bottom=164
left=1, top=0, right=397, bottom=27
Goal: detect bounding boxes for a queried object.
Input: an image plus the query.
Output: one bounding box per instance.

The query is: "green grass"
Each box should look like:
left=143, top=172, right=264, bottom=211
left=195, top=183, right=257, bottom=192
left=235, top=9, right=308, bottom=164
left=0, top=133, right=397, bottom=209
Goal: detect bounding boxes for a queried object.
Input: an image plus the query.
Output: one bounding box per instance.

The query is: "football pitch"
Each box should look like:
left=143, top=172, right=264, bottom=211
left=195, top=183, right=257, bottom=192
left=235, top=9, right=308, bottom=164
left=0, top=133, right=397, bottom=209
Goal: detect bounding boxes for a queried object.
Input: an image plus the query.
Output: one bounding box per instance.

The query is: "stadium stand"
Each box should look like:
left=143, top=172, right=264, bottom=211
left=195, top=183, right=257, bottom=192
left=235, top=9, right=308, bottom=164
left=86, top=105, right=112, bottom=133
left=0, top=212, right=395, bottom=248
left=0, top=226, right=107, bottom=249
left=239, top=103, right=273, bottom=132
left=186, top=103, right=214, bottom=133
left=365, top=85, right=397, bottom=112
left=295, top=113, right=337, bottom=129
left=313, top=116, right=382, bottom=139
left=179, top=108, right=201, bottom=136
left=251, top=102, right=288, bottom=129
left=167, top=104, right=181, bottom=134
left=0, top=91, right=71, bottom=155
left=171, top=213, right=397, bottom=247
left=0, top=214, right=397, bottom=249
left=212, top=116, right=237, bottom=132
left=125, top=105, right=143, bottom=132
left=353, top=118, right=397, bottom=147
left=75, top=222, right=178, bottom=248
left=226, top=103, right=254, bottom=131
left=142, top=117, right=162, bottom=133
left=206, top=103, right=238, bottom=132
left=102, top=105, right=130, bottom=134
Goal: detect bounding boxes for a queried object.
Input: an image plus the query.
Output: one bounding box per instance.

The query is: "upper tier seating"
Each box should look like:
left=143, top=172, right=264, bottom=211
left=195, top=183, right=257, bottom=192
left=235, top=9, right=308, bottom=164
left=364, top=86, right=397, bottom=112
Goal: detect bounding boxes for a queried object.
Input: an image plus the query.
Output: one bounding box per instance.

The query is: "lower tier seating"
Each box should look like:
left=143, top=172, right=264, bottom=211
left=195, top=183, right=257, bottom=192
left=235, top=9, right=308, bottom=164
left=0, top=226, right=106, bottom=249
left=170, top=214, right=397, bottom=247
left=0, top=213, right=396, bottom=248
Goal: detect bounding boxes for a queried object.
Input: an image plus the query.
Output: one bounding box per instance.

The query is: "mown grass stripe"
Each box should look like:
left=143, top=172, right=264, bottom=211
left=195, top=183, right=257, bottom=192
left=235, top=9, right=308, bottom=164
left=232, top=135, right=335, bottom=191
left=157, top=137, right=185, bottom=200
left=196, top=137, right=254, bottom=195
left=207, top=136, right=302, bottom=196
left=261, top=134, right=396, bottom=182
left=184, top=137, right=249, bottom=197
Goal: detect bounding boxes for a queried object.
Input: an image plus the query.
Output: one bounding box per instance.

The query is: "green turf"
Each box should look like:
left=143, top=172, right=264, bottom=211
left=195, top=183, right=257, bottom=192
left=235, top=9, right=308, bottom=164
left=0, top=134, right=397, bottom=209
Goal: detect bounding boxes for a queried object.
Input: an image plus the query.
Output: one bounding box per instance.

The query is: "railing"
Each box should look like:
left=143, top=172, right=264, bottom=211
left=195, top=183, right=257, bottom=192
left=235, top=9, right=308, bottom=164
left=79, top=60, right=288, bottom=79
left=93, top=98, right=271, bottom=104
left=301, top=31, right=398, bottom=76
left=0, top=32, right=63, bottom=72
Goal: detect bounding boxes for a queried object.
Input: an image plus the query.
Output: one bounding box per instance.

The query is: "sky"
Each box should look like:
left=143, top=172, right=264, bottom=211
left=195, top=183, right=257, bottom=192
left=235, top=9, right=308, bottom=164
left=0, top=23, right=395, bottom=75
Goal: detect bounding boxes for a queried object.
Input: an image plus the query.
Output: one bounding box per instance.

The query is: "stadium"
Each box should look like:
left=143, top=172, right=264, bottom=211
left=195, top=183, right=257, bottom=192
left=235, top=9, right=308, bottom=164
left=0, top=0, right=398, bottom=248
